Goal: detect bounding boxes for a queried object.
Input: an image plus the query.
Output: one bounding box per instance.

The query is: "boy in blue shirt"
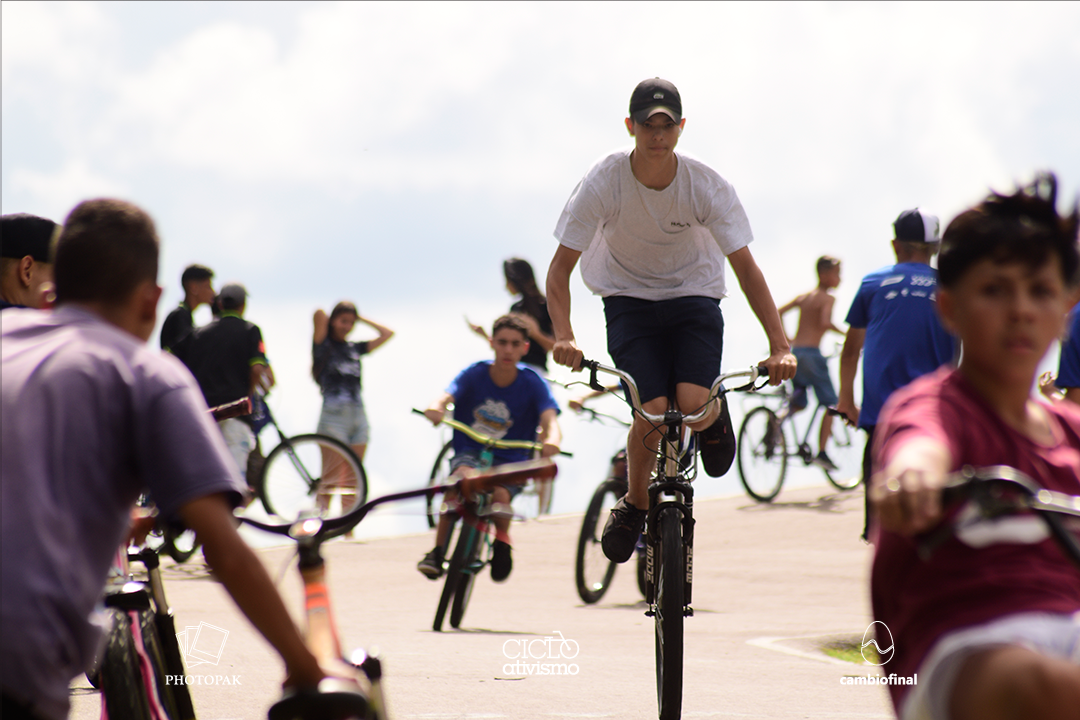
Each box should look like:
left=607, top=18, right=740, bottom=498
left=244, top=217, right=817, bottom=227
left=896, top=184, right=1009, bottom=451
left=837, top=209, right=957, bottom=538
left=417, top=315, right=561, bottom=582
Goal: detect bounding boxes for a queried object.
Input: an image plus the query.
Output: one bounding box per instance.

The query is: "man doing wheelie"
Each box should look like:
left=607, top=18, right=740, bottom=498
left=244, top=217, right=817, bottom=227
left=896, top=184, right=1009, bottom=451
left=546, top=77, right=796, bottom=564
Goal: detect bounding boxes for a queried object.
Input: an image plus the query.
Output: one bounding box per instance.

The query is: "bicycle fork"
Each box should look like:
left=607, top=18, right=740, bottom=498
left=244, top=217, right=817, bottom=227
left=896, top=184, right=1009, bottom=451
left=644, top=413, right=696, bottom=618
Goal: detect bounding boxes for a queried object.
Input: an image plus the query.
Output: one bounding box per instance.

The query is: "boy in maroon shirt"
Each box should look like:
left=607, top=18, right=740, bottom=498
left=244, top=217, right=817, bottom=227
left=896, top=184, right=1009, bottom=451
left=869, top=173, right=1080, bottom=720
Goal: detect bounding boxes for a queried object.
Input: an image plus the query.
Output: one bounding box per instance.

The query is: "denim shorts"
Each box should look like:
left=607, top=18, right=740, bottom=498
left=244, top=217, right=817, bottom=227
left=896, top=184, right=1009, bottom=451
left=791, top=346, right=838, bottom=409
left=316, top=398, right=370, bottom=446
left=603, top=295, right=724, bottom=404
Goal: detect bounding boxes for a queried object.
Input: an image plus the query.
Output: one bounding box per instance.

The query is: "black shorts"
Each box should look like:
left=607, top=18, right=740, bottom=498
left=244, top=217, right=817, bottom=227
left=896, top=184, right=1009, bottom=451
left=603, top=295, right=724, bottom=404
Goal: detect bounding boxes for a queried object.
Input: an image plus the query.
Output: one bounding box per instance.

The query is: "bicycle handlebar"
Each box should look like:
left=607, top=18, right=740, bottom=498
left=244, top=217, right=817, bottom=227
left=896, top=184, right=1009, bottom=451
left=238, top=459, right=558, bottom=543
left=208, top=397, right=252, bottom=421
left=578, top=359, right=768, bottom=425
left=919, top=464, right=1080, bottom=564
left=411, top=408, right=573, bottom=458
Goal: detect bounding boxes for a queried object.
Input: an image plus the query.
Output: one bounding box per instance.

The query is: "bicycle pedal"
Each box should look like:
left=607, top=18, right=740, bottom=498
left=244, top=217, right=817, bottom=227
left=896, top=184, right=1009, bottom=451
left=684, top=607, right=694, bottom=617
left=645, top=609, right=655, bottom=617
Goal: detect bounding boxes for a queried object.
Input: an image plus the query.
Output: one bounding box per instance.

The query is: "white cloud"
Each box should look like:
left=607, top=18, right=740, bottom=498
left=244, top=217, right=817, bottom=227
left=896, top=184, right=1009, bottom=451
left=8, top=159, right=129, bottom=220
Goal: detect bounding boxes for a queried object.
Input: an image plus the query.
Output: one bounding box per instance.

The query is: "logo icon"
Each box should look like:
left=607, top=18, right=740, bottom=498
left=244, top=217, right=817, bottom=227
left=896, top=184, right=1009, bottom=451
left=861, top=621, right=895, bottom=665
left=176, top=621, right=229, bottom=667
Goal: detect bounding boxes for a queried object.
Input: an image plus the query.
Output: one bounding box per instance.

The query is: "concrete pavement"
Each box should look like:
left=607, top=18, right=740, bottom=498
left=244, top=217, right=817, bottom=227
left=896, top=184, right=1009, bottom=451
left=69, top=483, right=896, bottom=719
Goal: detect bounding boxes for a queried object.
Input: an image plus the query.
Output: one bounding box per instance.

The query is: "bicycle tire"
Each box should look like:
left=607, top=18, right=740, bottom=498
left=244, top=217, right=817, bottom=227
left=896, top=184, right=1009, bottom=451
left=449, top=534, right=482, bottom=628
left=154, top=610, right=195, bottom=720
left=426, top=440, right=454, bottom=529
left=434, top=522, right=472, bottom=632
left=161, top=527, right=199, bottom=564
left=259, top=433, right=367, bottom=521
left=823, top=418, right=863, bottom=491
left=136, top=608, right=182, bottom=720
left=575, top=478, right=621, bottom=604
left=100, top=608, right=153, bottom=720
left=654, top=507, right=684, bottom=720
left=736, top=406, right=787, bottom=502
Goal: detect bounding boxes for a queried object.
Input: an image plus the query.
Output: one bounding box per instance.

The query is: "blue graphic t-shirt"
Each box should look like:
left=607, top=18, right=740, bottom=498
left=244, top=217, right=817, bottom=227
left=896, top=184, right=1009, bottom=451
left=845, top=262, right=955, bottom=428
left=447, top=361, right=560, bottom=464
left=1057, top=303, right=1080, bottom=389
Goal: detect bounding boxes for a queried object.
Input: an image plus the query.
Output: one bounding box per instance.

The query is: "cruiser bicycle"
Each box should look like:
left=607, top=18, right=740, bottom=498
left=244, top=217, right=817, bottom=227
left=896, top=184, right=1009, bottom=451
left=736, top=380, right=861, bottom=502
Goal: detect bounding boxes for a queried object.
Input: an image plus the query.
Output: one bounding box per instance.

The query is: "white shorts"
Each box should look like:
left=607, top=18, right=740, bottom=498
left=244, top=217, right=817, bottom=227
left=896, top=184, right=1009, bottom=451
left=900, top=611, right=1080, bottom=720
left=218, top=417, right=255, bottom=482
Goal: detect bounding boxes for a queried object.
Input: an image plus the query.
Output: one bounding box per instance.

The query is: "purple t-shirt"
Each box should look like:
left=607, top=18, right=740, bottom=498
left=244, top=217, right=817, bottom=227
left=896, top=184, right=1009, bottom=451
left=1, top=306, right=245, bottom=719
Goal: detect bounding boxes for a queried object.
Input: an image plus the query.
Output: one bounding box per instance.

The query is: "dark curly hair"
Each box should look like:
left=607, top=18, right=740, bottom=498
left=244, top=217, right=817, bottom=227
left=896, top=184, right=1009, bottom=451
left=939, top=172, right=1079, bottom=289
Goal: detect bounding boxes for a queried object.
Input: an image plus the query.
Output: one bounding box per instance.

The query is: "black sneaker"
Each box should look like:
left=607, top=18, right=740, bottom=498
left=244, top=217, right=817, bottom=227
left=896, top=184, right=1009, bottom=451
left=601, top=496, right=648, bottom=564
left=700, top=398, right=736, bottom=477
left=491, top=540, right=513, bottom=582
left=812, top=450, right=838, bottom=472
left=417, top=547, right=443, bottom=580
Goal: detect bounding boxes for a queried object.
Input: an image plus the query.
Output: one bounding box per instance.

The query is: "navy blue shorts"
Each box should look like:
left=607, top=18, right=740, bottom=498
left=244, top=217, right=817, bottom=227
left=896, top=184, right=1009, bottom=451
left=603, top=295, right=724, bottom=404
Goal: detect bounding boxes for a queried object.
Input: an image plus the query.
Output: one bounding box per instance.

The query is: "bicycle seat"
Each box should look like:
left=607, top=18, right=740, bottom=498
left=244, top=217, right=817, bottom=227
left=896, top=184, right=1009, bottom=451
left=268, top=678, right=369, bottom=720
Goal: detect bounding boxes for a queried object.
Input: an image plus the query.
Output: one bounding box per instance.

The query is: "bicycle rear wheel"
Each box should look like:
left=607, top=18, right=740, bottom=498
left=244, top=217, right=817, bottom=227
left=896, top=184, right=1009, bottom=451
left=575, top=478, right=621, bottom=604
left=823, top=418, right=863, bottom=491
left=654, top=507, right=684, bottom=720
left=259, top=434, right=367, bottom=521
left=450, top=535, right=483, bottom=628
left=427, top=440, right=454, bottom=529
left=434, top=521, right=473, bottom=632
left=736, top=406, right=787, bottom=502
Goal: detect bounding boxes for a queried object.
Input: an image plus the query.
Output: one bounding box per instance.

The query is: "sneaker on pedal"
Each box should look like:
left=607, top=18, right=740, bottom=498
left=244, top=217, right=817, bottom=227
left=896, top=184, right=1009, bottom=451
left=417, top=547, right=444, bottom=580
left=812, top=450, right=838, bottom=472
left=700, top=398, right=736, bottom=477
left=491, top=540, right=513, bottom=582
left=601, top=496, right=647, bottom=564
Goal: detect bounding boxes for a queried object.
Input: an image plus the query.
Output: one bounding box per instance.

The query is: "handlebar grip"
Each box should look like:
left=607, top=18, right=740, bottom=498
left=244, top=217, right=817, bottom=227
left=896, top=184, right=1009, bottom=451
left=208, top=397, right=252, bottom=421
left=756, top=366, right=769, bottom=378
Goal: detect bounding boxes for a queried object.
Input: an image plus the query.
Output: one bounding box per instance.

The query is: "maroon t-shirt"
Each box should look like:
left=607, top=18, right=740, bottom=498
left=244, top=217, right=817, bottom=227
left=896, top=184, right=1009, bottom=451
left=870, top=367, right=1080, bottom=710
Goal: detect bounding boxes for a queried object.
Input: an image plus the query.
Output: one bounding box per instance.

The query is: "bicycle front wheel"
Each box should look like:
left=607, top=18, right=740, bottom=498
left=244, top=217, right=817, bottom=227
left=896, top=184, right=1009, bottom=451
left=575, top=478, right=621, bottom=604
left=434, top=521, right=473, bottom=632
left=450, top=533, right=483, bottom=629
left=736, top=406, right=787, bottom=502
left=654, top=507, right=684, bottom=720
left=823, top=419, right=863, bottom=491
left=259, top=434, right=367, bottom=521
left=100, top=609, right=153, bottom=720
left=427, top=440, right=454, bottom=529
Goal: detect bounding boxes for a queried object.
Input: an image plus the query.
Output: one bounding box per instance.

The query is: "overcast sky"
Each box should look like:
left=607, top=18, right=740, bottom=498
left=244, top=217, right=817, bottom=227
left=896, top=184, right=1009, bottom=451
left=4, top=1, right=1079, bottom=537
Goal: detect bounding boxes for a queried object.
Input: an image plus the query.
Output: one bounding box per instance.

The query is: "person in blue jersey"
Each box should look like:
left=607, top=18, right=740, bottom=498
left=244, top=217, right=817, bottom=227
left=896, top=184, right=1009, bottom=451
left=836, top=208, right=957, bottom=538
left=1052, top=303, right=1080, bottom=405
left=417, top=315, right=561, bottom=583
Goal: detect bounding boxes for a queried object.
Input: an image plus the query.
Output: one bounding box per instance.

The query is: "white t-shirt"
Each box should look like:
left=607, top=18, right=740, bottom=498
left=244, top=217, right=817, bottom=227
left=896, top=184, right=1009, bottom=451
left=554, top=149, right=753, bottom=301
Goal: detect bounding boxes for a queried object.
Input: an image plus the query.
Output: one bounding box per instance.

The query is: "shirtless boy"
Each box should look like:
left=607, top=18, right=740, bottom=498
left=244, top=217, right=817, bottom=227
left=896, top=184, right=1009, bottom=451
left=779, top=256, right=846, bottom=468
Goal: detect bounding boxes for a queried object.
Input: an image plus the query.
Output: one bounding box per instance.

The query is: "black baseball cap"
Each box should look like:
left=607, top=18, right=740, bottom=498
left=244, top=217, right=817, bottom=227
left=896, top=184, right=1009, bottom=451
left=1, top=213, right=58, bottom=262
left=629, top=78, right=682, bottom=124
left=893, top=209, right=941, bottom=243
